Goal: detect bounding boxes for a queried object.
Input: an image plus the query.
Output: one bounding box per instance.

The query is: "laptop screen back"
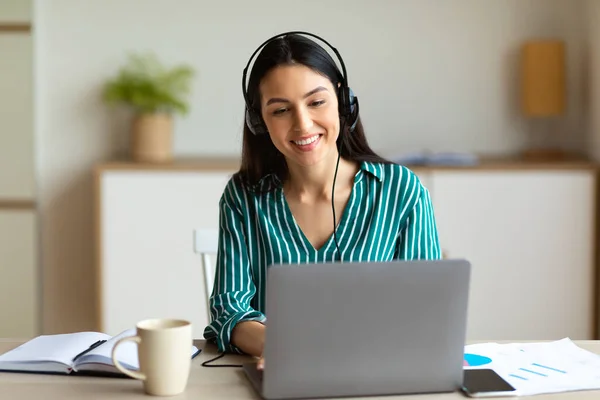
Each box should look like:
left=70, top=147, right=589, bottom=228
left=260, top=259, right=471, bottom=400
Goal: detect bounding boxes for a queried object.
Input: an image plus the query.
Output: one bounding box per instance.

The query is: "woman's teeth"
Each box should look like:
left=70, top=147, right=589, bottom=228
left=293, top=135, right=320, bottom=146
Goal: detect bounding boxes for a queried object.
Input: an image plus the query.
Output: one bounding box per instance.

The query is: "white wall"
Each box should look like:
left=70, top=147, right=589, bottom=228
left=34, top=0, right=588, bottom=333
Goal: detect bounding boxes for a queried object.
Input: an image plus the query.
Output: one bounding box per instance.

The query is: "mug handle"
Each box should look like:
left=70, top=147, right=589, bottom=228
left=111, top=335, right=146, bottom=380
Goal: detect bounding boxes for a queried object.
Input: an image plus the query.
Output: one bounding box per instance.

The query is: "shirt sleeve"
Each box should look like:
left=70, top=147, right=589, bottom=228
left=203, top=179, right=265, bottom=354
left=395, top=183, right=442, bottom=260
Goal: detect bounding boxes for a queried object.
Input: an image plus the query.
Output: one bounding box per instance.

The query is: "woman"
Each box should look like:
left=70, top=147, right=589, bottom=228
left=203, top=32, right=441, bottom=359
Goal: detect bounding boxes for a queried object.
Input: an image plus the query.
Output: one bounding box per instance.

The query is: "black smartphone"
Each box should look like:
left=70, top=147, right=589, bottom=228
left=461, top=369, right=517, bottom=398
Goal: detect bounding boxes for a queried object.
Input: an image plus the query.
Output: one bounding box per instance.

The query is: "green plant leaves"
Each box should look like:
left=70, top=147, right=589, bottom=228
left=102, top=53, right=195, bottom=116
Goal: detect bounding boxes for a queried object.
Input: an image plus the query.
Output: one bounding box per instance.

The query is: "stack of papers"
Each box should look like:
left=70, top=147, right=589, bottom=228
left=464, top=338, right=600, bottom=396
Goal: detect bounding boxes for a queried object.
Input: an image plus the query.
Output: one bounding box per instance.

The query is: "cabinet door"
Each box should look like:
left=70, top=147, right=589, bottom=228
left=431, top=170, right=595, bottom=340
left=98, top=170, right=234, bottom=337
left=0, top=210, right=38, bottom=337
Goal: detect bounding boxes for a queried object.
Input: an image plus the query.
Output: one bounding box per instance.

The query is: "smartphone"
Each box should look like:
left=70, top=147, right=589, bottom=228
left=461, top=369, right=517, bottom=398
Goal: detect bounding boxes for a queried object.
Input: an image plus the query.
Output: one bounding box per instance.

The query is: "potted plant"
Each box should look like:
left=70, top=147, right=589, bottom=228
left=103, top=53, right=195, bottom=163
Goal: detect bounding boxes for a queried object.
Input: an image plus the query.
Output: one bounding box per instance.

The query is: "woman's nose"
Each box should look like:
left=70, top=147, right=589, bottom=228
left=292, top=106, right=313, bottom=133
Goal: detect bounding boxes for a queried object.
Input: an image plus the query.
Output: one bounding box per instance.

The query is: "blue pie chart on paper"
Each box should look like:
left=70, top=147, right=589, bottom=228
left=464, top=354, right=492, bottom=367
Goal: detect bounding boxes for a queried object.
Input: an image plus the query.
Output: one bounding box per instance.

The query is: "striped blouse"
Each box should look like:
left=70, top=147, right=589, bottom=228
left=203, top=161, right=442, bottom=353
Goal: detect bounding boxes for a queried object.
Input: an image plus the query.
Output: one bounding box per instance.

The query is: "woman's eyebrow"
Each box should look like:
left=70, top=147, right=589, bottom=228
left=266, top=86, right=328, bottom=106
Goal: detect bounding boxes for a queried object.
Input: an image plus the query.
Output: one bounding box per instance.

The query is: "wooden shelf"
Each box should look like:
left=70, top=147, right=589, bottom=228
left=0, top=200, right=36, bottom=210
left=94, top=154, right=600, bottom=174
left=0, top=23, right=31, bottom=33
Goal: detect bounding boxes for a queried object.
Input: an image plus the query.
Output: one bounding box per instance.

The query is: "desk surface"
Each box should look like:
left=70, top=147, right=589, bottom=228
left=2, top=339, right=600, bottom=399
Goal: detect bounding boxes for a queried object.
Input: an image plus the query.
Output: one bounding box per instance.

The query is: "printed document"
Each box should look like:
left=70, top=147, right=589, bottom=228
left=464, top=338, right=600, bottom=396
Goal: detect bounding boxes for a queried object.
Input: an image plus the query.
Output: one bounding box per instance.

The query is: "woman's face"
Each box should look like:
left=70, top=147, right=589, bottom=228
left=259, top=64, right=340, bottom=169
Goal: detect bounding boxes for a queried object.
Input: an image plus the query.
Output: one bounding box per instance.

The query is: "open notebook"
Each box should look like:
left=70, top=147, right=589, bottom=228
left=0, top=328, right=201, bottom=377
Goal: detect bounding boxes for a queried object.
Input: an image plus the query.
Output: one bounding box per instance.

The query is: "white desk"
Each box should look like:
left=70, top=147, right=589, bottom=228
left=1, top=339, right=600, bottom=399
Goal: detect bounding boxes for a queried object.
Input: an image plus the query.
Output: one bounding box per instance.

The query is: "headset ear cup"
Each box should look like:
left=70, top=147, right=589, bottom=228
left=339, top=86, right=359, bottom=133
left=348, top=94, right=359, bottom=132
left=245, top=108, right=267, bottom=135
left=348, top=87, right=357, bottom=116
left=338, top=86, right=351, bottom=118
left=245, top=108, right=257, bottom=135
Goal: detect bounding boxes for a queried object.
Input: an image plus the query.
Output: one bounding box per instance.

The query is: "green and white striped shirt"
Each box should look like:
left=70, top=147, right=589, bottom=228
left=203, top=161, right=441, bottom=353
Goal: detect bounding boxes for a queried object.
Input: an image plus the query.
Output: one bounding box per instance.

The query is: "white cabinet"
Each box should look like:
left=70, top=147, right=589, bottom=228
left=0, top=210, right=38, bottom=337
left=429, top=170, right=596, bottom=341
left=96, top=163, right=598, bottom=341
left=97, top=168, right=236, bottom=338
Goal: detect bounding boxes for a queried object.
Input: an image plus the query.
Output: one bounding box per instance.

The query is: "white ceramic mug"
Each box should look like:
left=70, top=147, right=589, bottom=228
left=111, top=318, right=193, bottom=396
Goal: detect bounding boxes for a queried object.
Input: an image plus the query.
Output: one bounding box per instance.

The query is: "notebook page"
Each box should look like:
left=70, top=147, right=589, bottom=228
left=76, top=328, right=200, bottom=371
left=77, top=328, right=139, bottom=369
left=0, top=332, right=111, bottom=367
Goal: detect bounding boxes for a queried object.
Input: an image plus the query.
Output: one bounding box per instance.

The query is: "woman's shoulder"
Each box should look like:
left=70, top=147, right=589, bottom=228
left=219, top=173, right=249, bottom=209
left=364, top=161, right=430, bottom=215
left=362, top=160, right=426, bottom=194
left=219, top=172, right=278, bottom=208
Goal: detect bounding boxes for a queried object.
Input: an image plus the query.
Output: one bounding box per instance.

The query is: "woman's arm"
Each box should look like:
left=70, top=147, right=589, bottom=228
left=395, top=183, right=442, bottom=260
left=203, top=180, right=266, bottom=354
left=231, top=320, right=265, bottom=357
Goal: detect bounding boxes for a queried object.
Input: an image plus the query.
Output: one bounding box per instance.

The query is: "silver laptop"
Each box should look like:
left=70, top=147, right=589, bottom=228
left=243, top=259, right=471, bottom=400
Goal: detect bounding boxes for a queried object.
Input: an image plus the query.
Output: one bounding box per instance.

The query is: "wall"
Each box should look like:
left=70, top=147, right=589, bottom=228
left=586, top=0, right=600, bottom=161
left=34, top=0, right=588, bottom=333
left=0, top=0, right=39, bottom=337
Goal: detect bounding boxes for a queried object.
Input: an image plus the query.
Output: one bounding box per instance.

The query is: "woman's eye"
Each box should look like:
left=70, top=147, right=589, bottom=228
left=271, top=100, right=324, bottom=115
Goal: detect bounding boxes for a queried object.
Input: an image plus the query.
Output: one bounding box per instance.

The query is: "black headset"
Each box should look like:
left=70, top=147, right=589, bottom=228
left=241, top=31, right=360, bottom=136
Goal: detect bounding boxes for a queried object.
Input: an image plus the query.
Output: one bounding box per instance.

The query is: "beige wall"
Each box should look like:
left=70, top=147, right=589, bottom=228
left=586, top=0, right=600, bottom=161
left=0, top=0, right=39, bottom=338
left=33, top=0, right=590, bottom=334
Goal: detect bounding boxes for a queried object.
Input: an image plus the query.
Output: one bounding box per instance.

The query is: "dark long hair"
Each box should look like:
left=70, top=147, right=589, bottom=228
left=236, top=33, right=391, bottom=190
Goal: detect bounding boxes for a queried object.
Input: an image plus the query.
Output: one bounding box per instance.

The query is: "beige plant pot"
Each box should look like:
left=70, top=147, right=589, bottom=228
left=131, top=113, right=173, bottom=163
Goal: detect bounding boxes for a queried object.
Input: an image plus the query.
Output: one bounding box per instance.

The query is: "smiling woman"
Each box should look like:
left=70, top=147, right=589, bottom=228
left=203, top=31, right=442, bottom=358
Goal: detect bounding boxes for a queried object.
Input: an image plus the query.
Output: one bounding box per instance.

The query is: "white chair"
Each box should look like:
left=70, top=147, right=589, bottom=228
left=193, top=228, right=219, bottom=321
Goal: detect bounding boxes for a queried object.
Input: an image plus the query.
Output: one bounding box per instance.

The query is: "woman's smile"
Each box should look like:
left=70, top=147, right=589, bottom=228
left=291, top=134, right=322, bottom=152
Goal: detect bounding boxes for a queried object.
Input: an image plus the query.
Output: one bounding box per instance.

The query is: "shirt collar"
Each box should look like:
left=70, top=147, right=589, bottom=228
left=360, top=161, right=383, bottom=181
left=256, top=161, right=383, bottom=191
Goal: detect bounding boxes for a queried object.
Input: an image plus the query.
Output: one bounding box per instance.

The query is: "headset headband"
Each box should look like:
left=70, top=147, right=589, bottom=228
left=241, top=31, right=349, bottom=110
